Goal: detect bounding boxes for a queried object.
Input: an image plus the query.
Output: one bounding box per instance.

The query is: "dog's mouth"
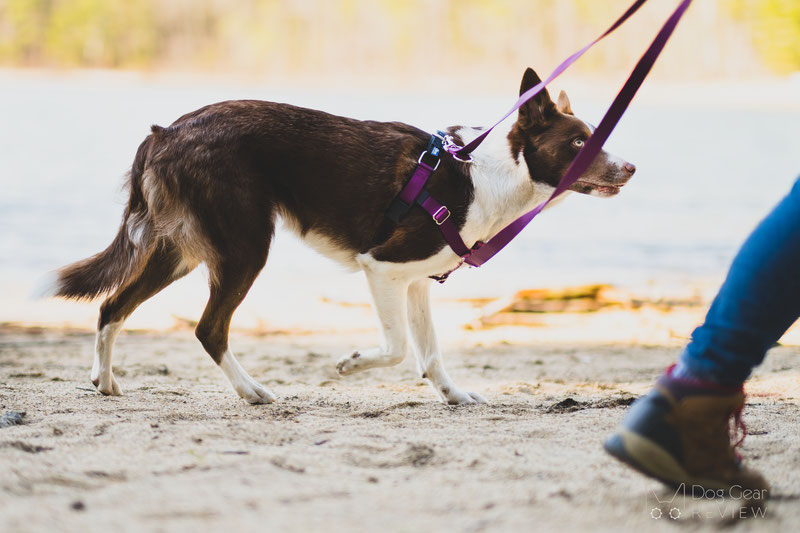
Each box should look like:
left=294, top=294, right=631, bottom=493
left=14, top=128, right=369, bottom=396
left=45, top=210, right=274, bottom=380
left=569, top=180, right=623, bottom=197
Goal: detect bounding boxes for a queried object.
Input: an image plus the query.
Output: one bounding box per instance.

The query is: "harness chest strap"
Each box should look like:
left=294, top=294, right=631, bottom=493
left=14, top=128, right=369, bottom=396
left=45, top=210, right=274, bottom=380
left=415, top=190, right=471, bottom=258
left=383, top=131, right=484, bottom=282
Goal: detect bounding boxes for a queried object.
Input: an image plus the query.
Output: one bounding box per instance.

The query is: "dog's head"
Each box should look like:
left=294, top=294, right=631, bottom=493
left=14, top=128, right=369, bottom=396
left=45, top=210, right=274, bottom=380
left=509, top=68, right=635, bottom=197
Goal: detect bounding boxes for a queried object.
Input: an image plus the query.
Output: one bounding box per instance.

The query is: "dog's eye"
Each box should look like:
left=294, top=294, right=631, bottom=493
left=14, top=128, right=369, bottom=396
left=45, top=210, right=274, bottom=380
left=572, top=138, right=585, bottom=148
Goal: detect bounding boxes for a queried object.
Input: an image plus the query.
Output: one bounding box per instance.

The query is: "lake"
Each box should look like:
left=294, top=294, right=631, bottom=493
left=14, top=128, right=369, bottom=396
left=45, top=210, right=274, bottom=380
left=1, top=71, right=798, bottom=329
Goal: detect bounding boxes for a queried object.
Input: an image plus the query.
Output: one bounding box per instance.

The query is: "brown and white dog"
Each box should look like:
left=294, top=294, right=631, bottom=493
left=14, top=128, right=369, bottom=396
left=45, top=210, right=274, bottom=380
left=46, top=68, right=635, bottom=405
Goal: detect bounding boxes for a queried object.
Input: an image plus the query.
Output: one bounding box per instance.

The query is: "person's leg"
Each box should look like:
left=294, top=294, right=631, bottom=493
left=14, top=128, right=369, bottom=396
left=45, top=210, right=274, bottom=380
left=605, top=176, right=800, bottom=500
left=677, top=176, right=800, bottom=384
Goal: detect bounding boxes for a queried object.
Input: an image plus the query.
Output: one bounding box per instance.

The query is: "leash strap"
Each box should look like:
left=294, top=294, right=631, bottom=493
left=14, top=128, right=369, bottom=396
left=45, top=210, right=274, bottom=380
left=462, top=0, right=693, bottom=267
left=384, top=0, right=692, bottom=279
left=450, top=0, right=649, bottom=160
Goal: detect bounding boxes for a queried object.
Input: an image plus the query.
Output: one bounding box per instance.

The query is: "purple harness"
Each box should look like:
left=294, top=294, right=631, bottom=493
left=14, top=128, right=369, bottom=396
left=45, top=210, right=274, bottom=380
left=386, top=0, right=693, bottom=282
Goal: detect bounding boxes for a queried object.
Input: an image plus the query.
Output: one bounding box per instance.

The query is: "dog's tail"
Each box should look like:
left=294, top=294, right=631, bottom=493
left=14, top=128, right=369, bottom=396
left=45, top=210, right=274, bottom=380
left=42, top=132, right=160, bottom=301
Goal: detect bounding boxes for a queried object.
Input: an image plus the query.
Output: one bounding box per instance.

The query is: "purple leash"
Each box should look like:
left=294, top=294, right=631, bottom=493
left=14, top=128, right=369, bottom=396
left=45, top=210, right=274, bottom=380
left=452, top=0, right=650, bottom=161
left=459, top=0, right=694, bottom=267
left=387, top=0, right=693, bottom=280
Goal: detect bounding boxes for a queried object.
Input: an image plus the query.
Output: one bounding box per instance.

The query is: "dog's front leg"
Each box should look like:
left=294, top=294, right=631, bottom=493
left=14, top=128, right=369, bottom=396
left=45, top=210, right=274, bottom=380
left=336, top=265, right=411, bottom=375
left=407, top=279, right=487, bottom=405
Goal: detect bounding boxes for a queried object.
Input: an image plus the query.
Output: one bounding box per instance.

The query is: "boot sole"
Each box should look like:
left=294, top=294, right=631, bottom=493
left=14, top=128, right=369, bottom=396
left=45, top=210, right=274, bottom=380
left=604, top=429, right=738, bottom=493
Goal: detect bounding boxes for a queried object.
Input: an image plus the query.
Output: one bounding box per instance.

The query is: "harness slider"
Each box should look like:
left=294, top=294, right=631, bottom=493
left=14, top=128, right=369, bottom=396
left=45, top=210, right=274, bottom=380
left=432, top=206, right=450, bottom=225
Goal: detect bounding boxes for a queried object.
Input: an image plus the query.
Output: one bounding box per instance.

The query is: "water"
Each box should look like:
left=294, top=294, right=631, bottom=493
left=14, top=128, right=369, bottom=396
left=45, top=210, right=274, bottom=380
left=1, top=71, right=798, bottom=329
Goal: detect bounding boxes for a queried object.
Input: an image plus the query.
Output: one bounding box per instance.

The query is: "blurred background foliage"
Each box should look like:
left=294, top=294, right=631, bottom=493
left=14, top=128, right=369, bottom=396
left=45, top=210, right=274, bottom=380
left=726, top=0, right=800, bottom=73
left=0, top=0, right=797, bottom=81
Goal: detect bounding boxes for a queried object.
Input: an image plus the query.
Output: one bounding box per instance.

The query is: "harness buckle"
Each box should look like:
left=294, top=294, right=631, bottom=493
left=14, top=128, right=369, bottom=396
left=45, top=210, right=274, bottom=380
left=432, top=206, right=450, bottom=225
left=417, top=150, right=441, bottom=170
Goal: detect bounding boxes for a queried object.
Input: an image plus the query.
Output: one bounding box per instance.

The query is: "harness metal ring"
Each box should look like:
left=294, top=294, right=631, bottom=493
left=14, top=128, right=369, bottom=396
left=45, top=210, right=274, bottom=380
left=417, top=150, right=441, bottom=170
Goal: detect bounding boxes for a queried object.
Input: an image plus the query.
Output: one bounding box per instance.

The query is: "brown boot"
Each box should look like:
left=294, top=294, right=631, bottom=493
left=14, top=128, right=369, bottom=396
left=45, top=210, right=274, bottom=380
left=605, top=365, right=769, bottom=501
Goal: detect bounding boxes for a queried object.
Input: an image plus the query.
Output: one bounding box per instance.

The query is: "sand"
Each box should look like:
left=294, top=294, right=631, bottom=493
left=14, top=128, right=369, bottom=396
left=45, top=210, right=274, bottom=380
left=1, top=315, right=799, bottom=533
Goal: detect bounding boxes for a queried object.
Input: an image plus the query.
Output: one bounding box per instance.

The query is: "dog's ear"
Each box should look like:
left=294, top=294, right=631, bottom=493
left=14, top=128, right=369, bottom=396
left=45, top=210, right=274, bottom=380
left=518, top=67, right=555, bottom=129
left=557, top=90, right=573, bottom=115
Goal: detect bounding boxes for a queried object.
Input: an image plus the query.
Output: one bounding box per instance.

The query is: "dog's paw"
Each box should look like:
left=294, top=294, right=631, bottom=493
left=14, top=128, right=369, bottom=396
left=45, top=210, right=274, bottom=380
left=236, top=380, right=276, bottom=404
left=336, top=351, right=363, bottom=376
left=92, top=375, right=122, bottom=396
left=441, top=387, right=487, bottom=406
left=336, top=349, right=404, bottom=376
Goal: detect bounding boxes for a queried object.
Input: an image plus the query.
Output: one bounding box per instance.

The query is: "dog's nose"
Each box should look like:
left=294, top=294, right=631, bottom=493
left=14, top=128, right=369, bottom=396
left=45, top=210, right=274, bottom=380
left=623, top=162, right=636, bottom=174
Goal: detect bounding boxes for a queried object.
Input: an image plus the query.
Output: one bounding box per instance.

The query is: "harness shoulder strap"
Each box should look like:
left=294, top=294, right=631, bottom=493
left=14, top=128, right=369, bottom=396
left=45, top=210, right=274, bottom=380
left=386, top=133, right=445, bottom=223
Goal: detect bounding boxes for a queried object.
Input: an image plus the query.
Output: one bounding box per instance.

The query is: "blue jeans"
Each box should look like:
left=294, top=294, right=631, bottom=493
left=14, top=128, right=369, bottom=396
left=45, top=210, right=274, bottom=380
left=679, top=176, right=800, bottom=385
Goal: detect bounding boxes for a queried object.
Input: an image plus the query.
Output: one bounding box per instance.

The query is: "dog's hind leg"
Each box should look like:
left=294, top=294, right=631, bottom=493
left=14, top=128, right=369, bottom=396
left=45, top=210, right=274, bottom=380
left=407, top=279, right=487, bottom=405
left=336, top=262, right=411, bottom=375
left=195, top=247, right=274, bottom=404
left=93, top=242, right=197, bottom=395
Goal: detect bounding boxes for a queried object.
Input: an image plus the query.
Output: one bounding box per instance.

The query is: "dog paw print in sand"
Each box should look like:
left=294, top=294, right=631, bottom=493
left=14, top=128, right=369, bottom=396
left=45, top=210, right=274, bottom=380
left=345, top=443, right=437, bottom=469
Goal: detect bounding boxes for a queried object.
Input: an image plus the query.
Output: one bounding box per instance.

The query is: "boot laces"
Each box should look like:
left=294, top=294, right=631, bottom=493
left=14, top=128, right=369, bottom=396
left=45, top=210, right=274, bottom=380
left=730, top=401, right=748, bottom=461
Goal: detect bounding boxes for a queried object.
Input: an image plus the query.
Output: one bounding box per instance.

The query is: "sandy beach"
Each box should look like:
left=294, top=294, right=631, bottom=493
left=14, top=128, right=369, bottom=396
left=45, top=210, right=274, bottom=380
left=2, top=300, right=799, bottom=533
left=1, top=69, right=798, bottom=533
left=1, top=0, right=799, bottom=528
